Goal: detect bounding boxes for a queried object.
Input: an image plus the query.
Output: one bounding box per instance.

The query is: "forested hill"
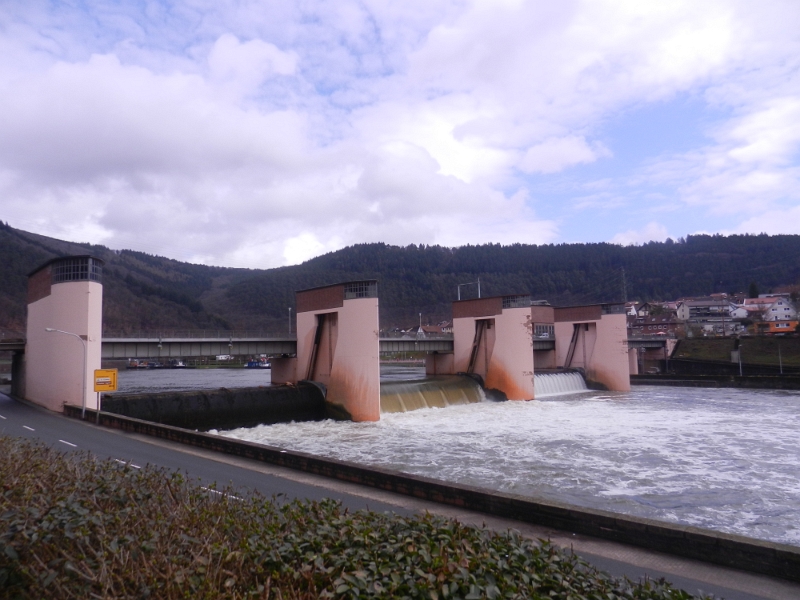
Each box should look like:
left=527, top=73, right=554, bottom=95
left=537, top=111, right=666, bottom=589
left=223, top=235, right=800, bottom=326
left=1, top=222, right=799, bottom=333
left=0, top=223, right=250, bottom=334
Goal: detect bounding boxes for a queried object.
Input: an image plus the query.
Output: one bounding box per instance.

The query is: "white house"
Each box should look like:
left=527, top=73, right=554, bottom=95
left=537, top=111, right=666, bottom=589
left=761, top=297, right=797, bottom=321
left=729, top=305, right=763, bottom=320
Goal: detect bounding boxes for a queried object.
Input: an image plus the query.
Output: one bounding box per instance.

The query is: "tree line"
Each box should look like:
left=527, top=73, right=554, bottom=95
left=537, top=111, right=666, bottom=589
left=1, top=224, right=799, bottom=332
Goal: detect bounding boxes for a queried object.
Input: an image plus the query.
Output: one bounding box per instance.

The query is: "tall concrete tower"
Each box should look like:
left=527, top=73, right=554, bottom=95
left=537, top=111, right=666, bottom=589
left=24, top=255, right=104, bottom=413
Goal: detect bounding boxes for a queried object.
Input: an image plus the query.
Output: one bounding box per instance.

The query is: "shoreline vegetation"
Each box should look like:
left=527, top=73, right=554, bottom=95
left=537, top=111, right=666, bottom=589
left=1, top=436, right=708, bottom=599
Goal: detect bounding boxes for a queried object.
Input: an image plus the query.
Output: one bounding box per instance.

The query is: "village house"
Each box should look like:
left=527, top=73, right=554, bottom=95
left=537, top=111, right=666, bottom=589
left=627, top=314, right=680, bottom=337
left=759, top=297, right=798, bottom=322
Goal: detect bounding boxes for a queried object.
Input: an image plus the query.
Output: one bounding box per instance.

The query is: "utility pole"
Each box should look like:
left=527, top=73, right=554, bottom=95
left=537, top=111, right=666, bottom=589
left=739, top=343, right=743, bottom=377
left=457, top=280, right=481, bottom=301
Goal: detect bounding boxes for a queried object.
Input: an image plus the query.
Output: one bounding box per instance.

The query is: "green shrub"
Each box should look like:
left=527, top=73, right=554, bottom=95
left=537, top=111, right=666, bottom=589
left=0, top=436, right=709, bottom=599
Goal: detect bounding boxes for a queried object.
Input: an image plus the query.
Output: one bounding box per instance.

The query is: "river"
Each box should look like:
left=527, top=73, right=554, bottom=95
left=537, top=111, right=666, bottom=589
left=118, top=367, right=800, bottom=547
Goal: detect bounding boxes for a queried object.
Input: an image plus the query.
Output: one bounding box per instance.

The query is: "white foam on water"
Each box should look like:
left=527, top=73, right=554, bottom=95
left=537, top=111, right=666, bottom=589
left=533, top=372, right=590, bottom=397
left=221, top=386, right=800, bottom=546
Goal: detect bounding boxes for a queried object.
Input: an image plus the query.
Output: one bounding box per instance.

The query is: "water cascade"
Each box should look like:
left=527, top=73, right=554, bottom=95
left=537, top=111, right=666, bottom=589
left=533, top=372, right=588, bottom=397
left=380, top=375, right=485, bottom=413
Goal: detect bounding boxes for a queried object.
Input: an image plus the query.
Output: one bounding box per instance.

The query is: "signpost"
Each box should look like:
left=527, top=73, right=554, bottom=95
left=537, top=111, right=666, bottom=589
left=93, top=369, right=118, bottom=423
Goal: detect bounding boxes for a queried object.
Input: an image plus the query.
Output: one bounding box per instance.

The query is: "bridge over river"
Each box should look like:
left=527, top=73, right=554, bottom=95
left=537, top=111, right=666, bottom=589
left=100, top=330, right=457, bottom=359
left=2, top=332, right=666, bottom=360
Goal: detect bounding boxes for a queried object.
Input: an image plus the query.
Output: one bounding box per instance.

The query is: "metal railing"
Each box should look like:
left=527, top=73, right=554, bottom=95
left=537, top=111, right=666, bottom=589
left=102, top=330, right=296, bottom=340
left=380, top=331, right=454, bottom=340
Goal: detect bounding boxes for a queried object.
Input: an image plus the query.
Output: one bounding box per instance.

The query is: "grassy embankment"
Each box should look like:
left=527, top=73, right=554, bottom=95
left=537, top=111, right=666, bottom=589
left=673, top=337, right=800, bottom=367
left=0, top=436, right=708, bottom=599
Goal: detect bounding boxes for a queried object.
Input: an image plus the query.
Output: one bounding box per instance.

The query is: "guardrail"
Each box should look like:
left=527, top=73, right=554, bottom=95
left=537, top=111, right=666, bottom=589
left=380, top=332, right=453, bottom=340
left=103, top=330, right=296, bottom=340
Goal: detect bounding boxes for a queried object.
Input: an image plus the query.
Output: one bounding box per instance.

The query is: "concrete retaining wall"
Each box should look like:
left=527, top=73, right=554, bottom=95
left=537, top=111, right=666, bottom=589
left=100, top=383, right=327, bottom=431
left=64, top=406, right=800, bottom=583
left=669, top=358, right=800, bottom=377
left=632, top=374, right=800, bottom=390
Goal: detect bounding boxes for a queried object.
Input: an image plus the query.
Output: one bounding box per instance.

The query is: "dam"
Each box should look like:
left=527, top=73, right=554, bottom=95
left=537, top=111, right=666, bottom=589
left=12, top=254, right=800, bottom=582
left=15, top=254, right=633, bottom=422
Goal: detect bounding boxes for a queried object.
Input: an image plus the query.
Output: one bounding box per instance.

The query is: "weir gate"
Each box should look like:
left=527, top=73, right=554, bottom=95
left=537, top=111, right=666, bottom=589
left=15, top=254, right=638, bottom=421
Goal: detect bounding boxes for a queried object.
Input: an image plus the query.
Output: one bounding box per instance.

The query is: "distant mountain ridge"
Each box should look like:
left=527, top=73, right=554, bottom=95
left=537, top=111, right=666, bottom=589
left=1, top=222, right=799, bottom=334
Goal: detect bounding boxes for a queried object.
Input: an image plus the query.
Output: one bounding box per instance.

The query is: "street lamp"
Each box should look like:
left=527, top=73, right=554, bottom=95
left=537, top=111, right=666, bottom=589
left=45, top=327, right=88, bottom=419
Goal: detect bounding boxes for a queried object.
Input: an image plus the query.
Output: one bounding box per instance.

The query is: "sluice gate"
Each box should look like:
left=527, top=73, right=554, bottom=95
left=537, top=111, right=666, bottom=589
left=380, top=375, right=485, bottom=413
left=533, top=372, right=589, bottom=397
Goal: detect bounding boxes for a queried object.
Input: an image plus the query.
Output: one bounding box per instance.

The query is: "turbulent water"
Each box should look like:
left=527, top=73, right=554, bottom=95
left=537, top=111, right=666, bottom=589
left=222, top=385, right=800, bottom=547
left=116, top=367, right=800, bottom=546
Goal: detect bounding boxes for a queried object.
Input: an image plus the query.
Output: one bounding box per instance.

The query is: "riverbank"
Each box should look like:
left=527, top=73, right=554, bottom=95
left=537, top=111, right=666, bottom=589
left=64, top=404, right=800, bottom=585
left=1, top=434, right=721, bottom=600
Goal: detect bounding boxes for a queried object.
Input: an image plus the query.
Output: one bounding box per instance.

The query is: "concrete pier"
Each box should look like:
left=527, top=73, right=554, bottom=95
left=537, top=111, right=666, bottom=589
left=295, top=281, right=381, bottom=421
left=554, top=303, right=631, bottom=391
left=452, top=295, right=536, bottom=400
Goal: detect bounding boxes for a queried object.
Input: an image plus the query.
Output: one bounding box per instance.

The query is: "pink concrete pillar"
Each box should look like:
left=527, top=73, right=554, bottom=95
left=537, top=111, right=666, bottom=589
left=628, top=347, right=639, bottom=375
left=553, top=304, right=630, bottom=392
left=425, top=353, right=454, bottom=375
left=452, top=295, right=535, bottom=400
left=25, top=256, right=104, bottom=413
left=296, top=281, right=380, bottom=421
left=270, top=356, right=297, bottom=384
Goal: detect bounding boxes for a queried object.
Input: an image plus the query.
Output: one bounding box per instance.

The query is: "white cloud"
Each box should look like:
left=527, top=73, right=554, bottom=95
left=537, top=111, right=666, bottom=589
left=208, top=34, right=297, bottom=98
left=611, top=222, right=671, bottom=246
left=733, top=206, right=800, bottom=236
left=0, top=0, right=799, bottom=267
left=519, top=136, right=610, bottom=174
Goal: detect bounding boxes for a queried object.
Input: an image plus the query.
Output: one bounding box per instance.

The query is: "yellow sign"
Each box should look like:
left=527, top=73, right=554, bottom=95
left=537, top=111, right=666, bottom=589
left=94, top=368, right=118, bottom=392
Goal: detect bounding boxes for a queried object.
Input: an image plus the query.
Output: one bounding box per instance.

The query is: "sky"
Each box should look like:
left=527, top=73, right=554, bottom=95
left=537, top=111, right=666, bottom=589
left=1, top=1, right=800, bottom=268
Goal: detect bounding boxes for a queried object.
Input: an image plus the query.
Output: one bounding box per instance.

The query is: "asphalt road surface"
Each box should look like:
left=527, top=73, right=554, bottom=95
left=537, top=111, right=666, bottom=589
left=2, top=392, right=798, bottom=600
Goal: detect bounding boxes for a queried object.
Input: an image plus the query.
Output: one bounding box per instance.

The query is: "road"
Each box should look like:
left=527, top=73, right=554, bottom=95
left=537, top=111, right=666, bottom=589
left=2, top=392, right=798, bottom=600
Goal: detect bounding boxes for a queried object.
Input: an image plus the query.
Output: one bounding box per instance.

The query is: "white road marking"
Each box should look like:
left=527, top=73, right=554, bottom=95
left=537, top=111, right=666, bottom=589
left=23, top=425, right=34, bottom=431
left=201, top=486, right=242, bottom=501
left=114, top=458, right=141, bottom=469
left=0, top=414, right=6, bottom=419
left=59, top=439, right=77, bottom=447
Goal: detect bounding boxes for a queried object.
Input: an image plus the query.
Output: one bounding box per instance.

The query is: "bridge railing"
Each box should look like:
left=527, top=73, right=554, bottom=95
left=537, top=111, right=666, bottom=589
left=102, top=330, right=297, bottom=340
left=380, top=331, right=453, bottom=340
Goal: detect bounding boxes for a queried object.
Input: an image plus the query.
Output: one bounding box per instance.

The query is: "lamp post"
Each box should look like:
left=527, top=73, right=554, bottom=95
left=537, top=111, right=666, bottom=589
left=739, top=342, right=743, bottom=377
left=45, top=327, right=88, bottom=419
